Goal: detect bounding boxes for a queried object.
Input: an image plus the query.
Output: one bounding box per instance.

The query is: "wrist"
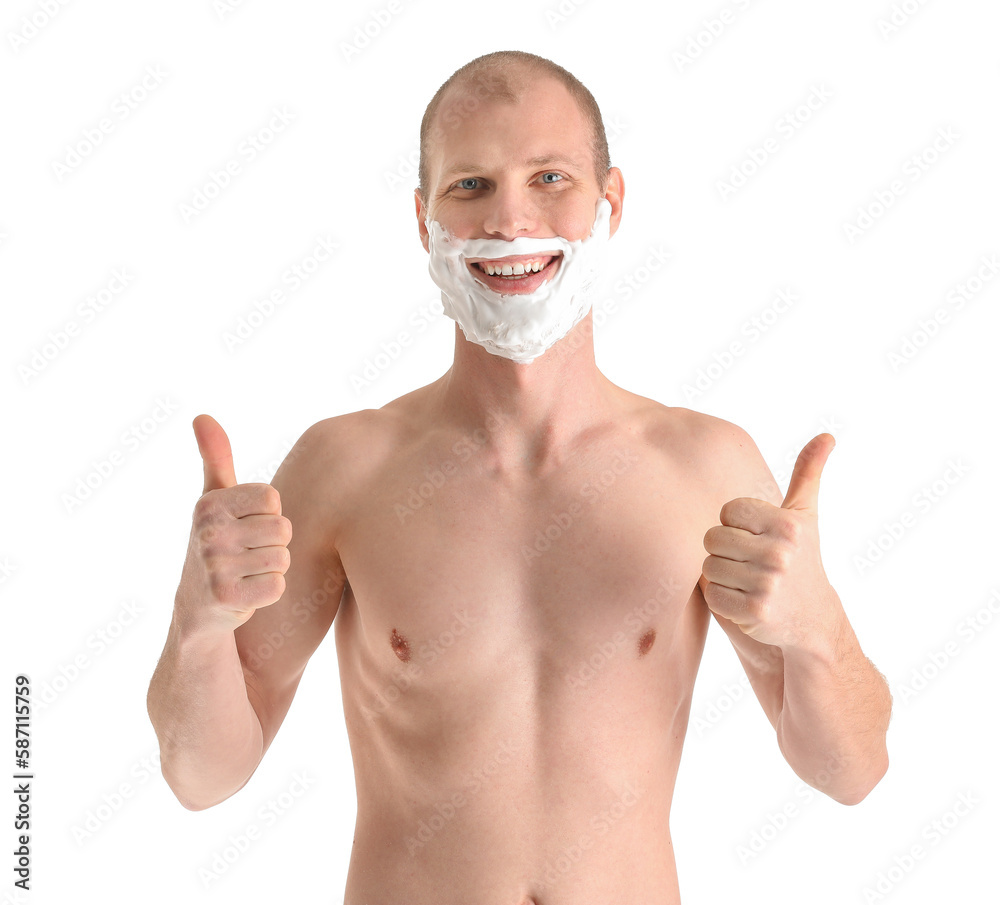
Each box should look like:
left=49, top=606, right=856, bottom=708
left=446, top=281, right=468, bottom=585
left=781, top=612, right=862, bottom=681
left=168, top=605, right=240, bottom=661
left=779, top=595, right=854, bottom=668
left=171, top=587, right=245, bottom=643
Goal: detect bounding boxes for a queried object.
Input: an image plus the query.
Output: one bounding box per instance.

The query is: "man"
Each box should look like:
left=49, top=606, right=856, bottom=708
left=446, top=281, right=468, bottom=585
left=147, top=50, right=891, bottom=904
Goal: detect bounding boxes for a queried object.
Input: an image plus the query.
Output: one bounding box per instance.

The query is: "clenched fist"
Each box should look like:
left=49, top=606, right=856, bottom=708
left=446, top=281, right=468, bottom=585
left=701, top=433, right=840, bottom=651
left=174, top=414, right=293, bottom=634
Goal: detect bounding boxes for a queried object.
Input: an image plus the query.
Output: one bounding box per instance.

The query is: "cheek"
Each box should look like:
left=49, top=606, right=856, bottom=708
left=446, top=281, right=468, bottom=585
left=553, top=206, right=594, bottom=242
left=431, top=205, right=474, bottom=241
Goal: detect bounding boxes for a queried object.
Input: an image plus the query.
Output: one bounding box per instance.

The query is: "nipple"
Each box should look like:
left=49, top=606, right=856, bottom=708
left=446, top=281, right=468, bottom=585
left=390, top=627, right=411, bottom=662
left=637, top=628, right=656, bottom=657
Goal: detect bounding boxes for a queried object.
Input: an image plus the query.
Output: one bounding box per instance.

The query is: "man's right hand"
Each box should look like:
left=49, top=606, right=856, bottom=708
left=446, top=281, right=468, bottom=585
left=174, top=414, right=293, bottom=634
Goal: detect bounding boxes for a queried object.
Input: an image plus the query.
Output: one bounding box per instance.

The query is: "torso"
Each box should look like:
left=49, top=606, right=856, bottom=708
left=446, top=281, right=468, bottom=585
left=317, top=381, right=740, bottom=905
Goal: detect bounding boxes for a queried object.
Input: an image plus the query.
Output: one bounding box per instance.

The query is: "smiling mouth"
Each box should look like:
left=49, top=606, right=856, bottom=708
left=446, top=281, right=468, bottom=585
left=466, top=253, right=562, bottom=291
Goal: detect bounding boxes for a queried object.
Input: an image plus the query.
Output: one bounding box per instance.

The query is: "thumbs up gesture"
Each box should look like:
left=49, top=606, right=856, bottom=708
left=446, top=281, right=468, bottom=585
left=701, top=433, right=841, bottom=650
left=174, top=415, right=293, bottom=634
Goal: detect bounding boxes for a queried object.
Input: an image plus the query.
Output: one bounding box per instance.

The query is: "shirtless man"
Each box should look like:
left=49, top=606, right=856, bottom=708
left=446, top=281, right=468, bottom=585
left=147, top=51, right=892, bottom=904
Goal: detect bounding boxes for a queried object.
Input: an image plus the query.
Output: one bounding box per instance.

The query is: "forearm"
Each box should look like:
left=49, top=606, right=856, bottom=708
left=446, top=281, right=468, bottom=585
left=147, top=613, right=263, bottom=811
left=775, top=617, right=892, bottom=805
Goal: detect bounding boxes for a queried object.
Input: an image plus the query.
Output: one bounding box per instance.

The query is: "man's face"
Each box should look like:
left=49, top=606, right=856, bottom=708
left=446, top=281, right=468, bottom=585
left=416, top=75, right=622, bottom=296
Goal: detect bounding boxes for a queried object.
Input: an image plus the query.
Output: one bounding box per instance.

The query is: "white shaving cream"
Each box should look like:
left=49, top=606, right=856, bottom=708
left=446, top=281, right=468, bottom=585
left=424, top=197, right=613, bottom=363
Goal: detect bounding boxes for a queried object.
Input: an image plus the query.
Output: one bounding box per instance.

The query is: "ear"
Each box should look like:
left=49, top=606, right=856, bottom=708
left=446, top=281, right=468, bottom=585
left=415, top=188, right=430, bottom=254
left=604, top=167, right=625, bottom=240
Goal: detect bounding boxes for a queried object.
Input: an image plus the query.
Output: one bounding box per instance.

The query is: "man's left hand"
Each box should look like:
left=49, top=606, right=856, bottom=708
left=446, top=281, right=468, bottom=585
left=701, top=433, right=843, bottom=651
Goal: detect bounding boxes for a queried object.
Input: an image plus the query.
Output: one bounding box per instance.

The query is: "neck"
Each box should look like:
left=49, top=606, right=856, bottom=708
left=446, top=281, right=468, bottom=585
left=431, top=312, right=618, bottom=471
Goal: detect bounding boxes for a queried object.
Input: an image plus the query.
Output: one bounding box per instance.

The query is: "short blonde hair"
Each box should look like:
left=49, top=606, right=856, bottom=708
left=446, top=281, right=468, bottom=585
left=418, top=50, right=611, bottom=201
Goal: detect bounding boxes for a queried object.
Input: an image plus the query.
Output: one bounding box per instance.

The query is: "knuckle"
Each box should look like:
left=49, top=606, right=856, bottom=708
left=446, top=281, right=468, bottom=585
left=722, top=497, right=749, bottom=522
left=260, top=484, right=282, bottom=512
left=261, top=547, right=289, bottom=574
left=763, top=545, right=790, bottom=571
left=757, top=571, right=780, bottom=596
left=198, top=523, right=231, bottom=559
left=193, top=493, right=220, bottom=524
left=198, top=522, right=220, bottom=548
left=208, top=570, right=235, bottom=604
left=262, top=572, right=286, bottom=603
left=194, top=494, right=232, bottom=534
left=746, top=589, right=768, bottom=613
left=779, top=517, right=802, bottom=544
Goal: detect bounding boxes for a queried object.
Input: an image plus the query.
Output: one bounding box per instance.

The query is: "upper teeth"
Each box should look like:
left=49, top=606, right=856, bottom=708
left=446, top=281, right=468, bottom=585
left=478, top=260, right=547, bottom=276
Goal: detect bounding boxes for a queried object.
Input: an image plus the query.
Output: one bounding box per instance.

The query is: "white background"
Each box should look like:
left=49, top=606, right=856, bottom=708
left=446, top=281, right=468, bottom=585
left=2, top=0, right=998, bottom=903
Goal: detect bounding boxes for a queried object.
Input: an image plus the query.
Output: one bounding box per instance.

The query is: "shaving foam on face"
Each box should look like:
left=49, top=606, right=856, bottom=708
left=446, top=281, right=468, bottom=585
left=425, top=197, right=613, bottom=363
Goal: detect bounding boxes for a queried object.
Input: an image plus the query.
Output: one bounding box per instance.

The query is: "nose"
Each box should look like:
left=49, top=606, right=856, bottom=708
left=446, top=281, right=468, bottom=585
left=480, top=186, right=539, bottom=240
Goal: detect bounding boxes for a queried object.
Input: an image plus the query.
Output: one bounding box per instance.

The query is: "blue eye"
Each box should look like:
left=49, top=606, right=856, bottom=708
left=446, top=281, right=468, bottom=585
left=457, top=177, right=479, bottom=190
left=540, top=172, right=563, bottom=183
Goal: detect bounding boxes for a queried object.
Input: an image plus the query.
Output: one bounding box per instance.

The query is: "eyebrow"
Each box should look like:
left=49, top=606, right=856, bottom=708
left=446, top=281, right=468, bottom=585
left=441, top=155, right=584, bottom=180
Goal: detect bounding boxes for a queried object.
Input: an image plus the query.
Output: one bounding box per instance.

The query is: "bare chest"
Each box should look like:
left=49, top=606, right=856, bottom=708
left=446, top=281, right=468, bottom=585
left=330, top=429, right=718, bottom=896
left=333, top=438, right=713, bottom=698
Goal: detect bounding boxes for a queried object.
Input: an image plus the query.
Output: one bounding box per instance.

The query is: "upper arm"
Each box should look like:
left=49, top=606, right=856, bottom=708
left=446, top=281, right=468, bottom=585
left=698, top=416, right=788, bottom=727
left=234, top=420, right=348, bottom=756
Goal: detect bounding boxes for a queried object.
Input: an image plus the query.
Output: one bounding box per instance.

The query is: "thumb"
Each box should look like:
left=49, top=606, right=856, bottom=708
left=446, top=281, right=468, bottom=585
left=192, top=414, right=237, bottom=493
left=781, top=433, right=835, bottom=511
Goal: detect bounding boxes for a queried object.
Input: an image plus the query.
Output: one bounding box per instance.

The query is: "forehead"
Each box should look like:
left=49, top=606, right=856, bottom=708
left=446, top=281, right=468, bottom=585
left=428, top=75, right=591, bottom=184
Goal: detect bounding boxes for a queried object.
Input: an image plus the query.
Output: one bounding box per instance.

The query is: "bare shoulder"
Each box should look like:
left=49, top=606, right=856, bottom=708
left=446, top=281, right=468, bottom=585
left=617, top=394, right=741, bottom=456
left=295, top=389, right=434, bottom=469
left=674, top=407, right=783, bottom=507
left=623, top=396, right=782, bottom=506
left=279, top=404, right=404, bottom=489
left=283, top=407, right=401, bottom=482
left=275, top=392, right=433, bottom=533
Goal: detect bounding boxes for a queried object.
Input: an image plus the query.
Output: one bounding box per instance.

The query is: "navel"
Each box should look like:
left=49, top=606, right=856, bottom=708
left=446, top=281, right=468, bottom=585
left=390, top=627, right=411, bottom=662
left=637, top=628, right=656, bottom=658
